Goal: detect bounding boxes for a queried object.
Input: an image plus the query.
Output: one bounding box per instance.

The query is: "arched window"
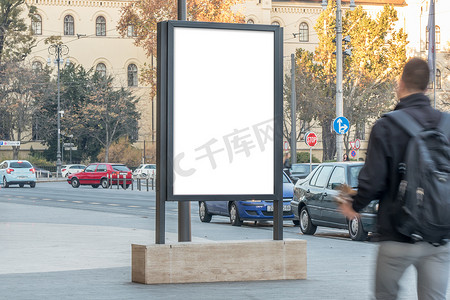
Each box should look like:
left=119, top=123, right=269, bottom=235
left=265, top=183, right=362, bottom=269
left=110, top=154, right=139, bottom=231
left=436, top=69, right=441, bottom=89
left=96, top=63, right=106, bottom=77
left=436, top=26, right=440, bottom=50
left=299, top=22, right=309, bottom=42
left=31, top=14, right=42, bottom=35
left=96, top=16, right=106, bottom=36
left=247, top=19, right=254, bottom=24
left=127, top=24, right=136, bottom=37
left=127, top=64, right=138, bottom=87
left=271, top=21, right=280, bottom=26
left=32, top=61, right=42, bottom=71
left=64, top=15, right=74, bottom=35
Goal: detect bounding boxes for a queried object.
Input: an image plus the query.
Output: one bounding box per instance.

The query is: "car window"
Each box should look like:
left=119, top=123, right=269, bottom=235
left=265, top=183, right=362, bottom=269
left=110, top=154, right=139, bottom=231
left=145, top=165, right=156, bottom=169
left=0, top=162, right=5, bottom=169
left=291, top=165, right=309, bottom=173
left=313, top=166, right=333, bottom=188
left=85, top=164, right=97, bottom=172
left=283, top=172, right=290, bottom=183
left=10, top=161, right=32, bottom=168
left=96, top=164, right=107, bottom=172
left=348, top=165, right=363, bottom=188
left=309, top=166, right=321, bottom=186
left=70, top=166, right=77, bottom=169
left=112, top=165, right=130, bottom=172
left=327, top=167, right=345, bottom=189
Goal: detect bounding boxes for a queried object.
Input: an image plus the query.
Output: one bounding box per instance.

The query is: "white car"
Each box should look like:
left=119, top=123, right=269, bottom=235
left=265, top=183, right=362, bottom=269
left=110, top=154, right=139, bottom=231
left=61, top=164, right=86, bottom=177
left=133, top=164, right=156, bottom=178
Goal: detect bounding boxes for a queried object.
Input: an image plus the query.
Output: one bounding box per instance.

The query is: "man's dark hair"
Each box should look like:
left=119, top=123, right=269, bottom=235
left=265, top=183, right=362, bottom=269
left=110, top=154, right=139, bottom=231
left=401, top=58, right=430, bottom=91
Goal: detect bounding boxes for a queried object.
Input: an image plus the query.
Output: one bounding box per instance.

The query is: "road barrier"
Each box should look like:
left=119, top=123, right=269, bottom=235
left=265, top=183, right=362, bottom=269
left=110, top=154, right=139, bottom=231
left=103, top=173, right=154, bottom=191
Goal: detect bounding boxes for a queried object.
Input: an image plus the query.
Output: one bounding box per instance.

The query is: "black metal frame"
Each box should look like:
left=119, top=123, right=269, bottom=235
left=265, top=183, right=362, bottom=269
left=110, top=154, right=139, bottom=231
left=157, top=21, right=284, bottom=242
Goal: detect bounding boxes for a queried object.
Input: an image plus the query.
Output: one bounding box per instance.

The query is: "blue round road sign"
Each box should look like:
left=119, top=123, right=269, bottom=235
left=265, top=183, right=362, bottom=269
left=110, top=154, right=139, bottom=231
left=351, top=150, right=356, bottom=157
left=333, top=117, right=349, bottom=135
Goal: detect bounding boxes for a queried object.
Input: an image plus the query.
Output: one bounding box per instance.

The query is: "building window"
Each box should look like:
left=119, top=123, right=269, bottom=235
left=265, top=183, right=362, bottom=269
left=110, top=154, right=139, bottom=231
left=127, top=64, right=138, bottom=87
left=436, top=26, right=440, bottom=50
left=436, top=69, right=441, bottom=89
left=32, top=61, right=42, bottom=71
left=96, top=16, right=106, bottom=36
left=355, top=122, right=365, bottom=140
left=299, top=22, right=309, bottom=42
left=31, top=14, right=42, bottom=35
left=127, top=25, right=136, bottom=37
left=64, top=15, right=74, bottom=35
left=96, top=63, right=106, bottom=77
left=271, top=21, right=280, bottom=26
left=247, top=19, right=254, bottom=24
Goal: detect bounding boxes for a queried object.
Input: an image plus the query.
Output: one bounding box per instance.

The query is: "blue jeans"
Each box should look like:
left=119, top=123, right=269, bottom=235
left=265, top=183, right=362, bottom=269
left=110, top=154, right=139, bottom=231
left=375, top=241, right=450, bottom=300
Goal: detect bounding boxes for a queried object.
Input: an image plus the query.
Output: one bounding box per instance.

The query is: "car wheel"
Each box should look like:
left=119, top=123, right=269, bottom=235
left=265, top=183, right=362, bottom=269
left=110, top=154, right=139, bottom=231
left=19, top=183, right=24, bottom=188
left=299, top=206, right=317, bottom=235
left=30, top=182, right=36, bottom=188
left=348, top=216, right=368, bottom=241
left=229, top=202, right=242, bottom=226
left=101, top=178, right=109, bottom=189
left=199, top=201, right=212, bottom=223
left=292, top=220, right=300, bottom=226
left=92, top=185, right=99, bottom=188
left=71, top=178, right=80, bottom=188
left=2, top=177, right=9, bottom=188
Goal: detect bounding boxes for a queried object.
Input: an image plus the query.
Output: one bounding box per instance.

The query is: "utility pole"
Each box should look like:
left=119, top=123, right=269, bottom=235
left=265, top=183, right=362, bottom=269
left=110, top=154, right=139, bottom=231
left=335, top=0, right=343, bottom=162
left=290, top=54, right=297, bottom=164
left=48, top=43, right=69, bottom=177
left=177, top=0, right=191, bottom=243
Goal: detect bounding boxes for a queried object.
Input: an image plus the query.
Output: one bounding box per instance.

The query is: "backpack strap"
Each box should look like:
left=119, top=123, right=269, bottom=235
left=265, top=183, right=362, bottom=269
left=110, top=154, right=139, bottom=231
left=384, top=110, right=423, bottom=137
left=438, top=112, right=450, bottom=137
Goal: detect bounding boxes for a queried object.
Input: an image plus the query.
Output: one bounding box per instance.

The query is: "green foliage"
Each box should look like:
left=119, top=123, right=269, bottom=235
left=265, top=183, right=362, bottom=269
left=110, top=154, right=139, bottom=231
left=297, top=152, right=320, bottom=163
left=0, top=0, right=36, bottom=64
left=289, top=1, right=407, bottom=161
left=97, top=137, right=141, bottom=167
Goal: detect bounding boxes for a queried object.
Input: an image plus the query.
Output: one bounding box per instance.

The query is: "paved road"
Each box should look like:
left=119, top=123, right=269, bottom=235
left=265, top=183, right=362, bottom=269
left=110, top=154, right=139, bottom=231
left=1, top=182, right=448, bottom=299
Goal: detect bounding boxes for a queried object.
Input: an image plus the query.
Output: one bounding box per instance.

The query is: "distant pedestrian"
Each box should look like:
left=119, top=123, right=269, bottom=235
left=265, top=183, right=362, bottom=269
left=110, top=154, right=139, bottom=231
left=343, top=153, right=350, bottom=161
left=283, top=153, right=291, bottom=175
left=337, top=58, right=450, bottom=299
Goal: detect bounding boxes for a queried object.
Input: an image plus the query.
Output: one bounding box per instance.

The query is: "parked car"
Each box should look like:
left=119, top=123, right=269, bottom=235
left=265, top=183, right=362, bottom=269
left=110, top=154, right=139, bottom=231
left=67, top=163, right=132, bottom=189
left=61, top=164, right=86, bottom=177
left=34, top=167, right=53, bottom=178
left=198, top=172, right=295, bottom=226
left=133, top=164, right=156, bottom=178
left=289, top=163, right=319, bottom=183
left=0, top=160, right=36, bottom=188
left=291, top=162, right=378, bottom=241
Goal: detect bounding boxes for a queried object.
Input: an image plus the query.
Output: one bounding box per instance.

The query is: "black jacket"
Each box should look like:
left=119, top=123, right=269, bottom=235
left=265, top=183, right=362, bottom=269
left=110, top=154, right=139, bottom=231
left=351, top=93, right=443, bottom=242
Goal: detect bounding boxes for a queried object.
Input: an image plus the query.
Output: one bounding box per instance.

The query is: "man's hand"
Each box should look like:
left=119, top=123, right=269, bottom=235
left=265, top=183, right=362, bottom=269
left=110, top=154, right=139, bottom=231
left=334, top=185, right=359, bottom=220
left=338, top=200, right=359, bottom=220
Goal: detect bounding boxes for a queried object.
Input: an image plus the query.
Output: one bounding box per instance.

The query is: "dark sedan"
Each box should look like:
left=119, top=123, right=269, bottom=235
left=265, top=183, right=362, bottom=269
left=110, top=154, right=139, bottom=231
left=291, top=162, right=378, bottom=241
left=289, top=163, right=319, bottom=183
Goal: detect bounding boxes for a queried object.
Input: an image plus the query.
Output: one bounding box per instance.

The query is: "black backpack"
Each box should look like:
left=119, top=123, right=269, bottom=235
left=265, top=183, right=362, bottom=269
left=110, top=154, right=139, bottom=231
left=385, top=110, right=450, bottom=245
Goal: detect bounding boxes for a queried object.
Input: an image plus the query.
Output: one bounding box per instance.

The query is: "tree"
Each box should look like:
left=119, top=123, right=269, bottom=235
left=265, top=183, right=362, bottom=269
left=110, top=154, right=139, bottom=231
left=291, top=2, right=407, bottom=161
left=0, top=61, right=50, bottom=159
left=72, top=74, right=140, bottom=162
left=117, top=0, right=245, bottom=98
left=0, top=0, right=36, bottom=65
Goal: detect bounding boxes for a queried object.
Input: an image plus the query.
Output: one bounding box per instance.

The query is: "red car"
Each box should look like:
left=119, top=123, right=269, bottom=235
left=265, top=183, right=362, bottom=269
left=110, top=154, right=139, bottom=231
left=68, top=163, right=132, bottom=189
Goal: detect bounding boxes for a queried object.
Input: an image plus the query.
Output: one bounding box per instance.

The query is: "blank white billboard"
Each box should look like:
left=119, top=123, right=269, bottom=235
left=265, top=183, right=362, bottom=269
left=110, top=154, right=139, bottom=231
left=172, top=26, right=275, bottom=195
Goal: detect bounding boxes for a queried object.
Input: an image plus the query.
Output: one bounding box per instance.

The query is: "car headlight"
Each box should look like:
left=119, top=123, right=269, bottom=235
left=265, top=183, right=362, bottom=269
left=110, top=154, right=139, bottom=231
left=361, top=200, right=379, bottom=213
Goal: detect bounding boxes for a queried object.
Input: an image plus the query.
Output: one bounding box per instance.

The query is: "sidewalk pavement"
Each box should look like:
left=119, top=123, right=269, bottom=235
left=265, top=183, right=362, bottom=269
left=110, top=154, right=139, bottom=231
left=1, top=201, right=447, bottom=300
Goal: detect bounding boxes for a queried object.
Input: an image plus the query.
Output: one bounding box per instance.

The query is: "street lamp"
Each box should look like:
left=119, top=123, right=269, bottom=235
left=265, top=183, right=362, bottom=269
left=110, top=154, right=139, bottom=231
left=321, top=0, right=355, bottom=162
left=48, top=43, right=69, bottom=177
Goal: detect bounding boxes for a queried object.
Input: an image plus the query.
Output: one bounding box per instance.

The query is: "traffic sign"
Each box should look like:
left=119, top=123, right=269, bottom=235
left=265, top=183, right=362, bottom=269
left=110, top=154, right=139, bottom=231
left=354, top=139, right=361, bottom=150
left=305, top=132, right=317, bottom=147
left=63, top=143, right=74, bottom=147
left=333, top=117, right=349, bottom=135
left=0, top=141, right=20, bottom=146
left=283, top=141, right=289, bottom=151
left=351, top=150, right=356, bottom=157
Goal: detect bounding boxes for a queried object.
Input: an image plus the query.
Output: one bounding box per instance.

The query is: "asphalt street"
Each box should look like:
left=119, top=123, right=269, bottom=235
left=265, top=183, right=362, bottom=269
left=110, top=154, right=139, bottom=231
left=1, top=182, right=448, bottom=299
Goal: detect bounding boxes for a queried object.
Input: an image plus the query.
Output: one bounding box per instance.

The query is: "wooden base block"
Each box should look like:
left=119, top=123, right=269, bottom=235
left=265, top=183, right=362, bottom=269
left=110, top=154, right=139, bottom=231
left=132, top=239, right=307, bottom=284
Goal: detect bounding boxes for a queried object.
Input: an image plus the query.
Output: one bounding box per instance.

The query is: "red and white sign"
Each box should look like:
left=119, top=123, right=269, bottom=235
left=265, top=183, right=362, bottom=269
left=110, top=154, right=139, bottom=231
left=305, top=132, right=317, bottom=147
left=349, top=139, right=361, bottom=150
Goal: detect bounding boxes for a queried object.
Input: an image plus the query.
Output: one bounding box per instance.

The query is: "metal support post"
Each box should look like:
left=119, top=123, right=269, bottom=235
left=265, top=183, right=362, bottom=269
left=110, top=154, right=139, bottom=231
left=291, top=54, right=297, bottom=164
left=177, top=0, right=191, bottom=243
left=336, top=0, right=344, bottom=162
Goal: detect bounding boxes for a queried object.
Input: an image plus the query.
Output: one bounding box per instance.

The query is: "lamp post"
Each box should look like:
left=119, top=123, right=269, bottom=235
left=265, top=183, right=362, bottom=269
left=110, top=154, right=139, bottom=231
left=48, top=43, right=69, bottom=177
left=321, top=0, right=355, bottom=162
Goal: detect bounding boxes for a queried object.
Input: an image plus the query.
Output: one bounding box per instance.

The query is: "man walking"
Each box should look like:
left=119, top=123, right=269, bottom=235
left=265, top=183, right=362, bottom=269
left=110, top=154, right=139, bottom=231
left=338, top=58, right=450, bottom=299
